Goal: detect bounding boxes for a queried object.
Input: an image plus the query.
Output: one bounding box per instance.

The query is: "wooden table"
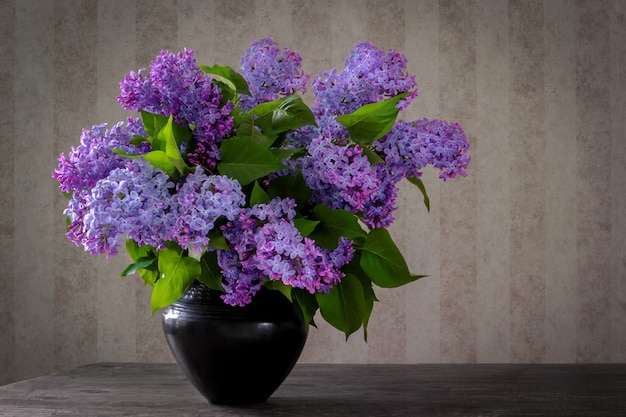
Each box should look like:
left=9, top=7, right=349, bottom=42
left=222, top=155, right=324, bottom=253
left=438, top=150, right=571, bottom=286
left=1, top=363, right=625, bottom=416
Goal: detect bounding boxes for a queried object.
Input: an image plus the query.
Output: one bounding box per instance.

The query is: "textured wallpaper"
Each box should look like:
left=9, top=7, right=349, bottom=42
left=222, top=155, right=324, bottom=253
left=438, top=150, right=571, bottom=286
left=1, top=0, right=625, bottom=385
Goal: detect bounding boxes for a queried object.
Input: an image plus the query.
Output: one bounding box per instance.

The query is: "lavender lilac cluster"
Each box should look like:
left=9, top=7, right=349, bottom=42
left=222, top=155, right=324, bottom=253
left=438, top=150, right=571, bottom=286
left=218, top=198, right=355, bottom=306
left=53, top=119, right=150, bottom=254
left=311, top=41, right=419, bottom=140
left=117, top=49, right=234, bottom=169
left=81, top=159, right=175, bottom=256
left=239, top=37, right=310, bottom=110
left=294, top=41, right=470, bottom=227
left=53, top=120, right=246, bottom=257
left=374, top=119, right=471, bottom=181
left=298, top=138, right=384, bottom=224
left=170, top=168, right=246, bottom=252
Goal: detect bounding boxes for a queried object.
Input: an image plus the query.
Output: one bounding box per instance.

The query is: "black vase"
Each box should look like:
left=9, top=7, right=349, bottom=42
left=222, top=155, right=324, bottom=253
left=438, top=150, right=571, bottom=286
left=161, top=281, right=308, bottom=405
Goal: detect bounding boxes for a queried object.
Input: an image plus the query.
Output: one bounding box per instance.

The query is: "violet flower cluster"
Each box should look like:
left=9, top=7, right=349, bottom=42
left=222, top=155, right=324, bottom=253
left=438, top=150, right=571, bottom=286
left=117, top=49, right=234, bottom=169
left=53, top=118, right=150, bottom=254
left=289, top=41, right=470, bottom=228
left=239, top=37, right=310, bottom=110
left=170, top=168, right=246, bottom=252
left=311, top=41, right=419, bottom=140
left=374, top=119, right=471, bottom=181
left=219, top=198, right=355, bottom=306
left=298, top=138, right=386, bottom=225
left=82, top=158, right=175, bottom=255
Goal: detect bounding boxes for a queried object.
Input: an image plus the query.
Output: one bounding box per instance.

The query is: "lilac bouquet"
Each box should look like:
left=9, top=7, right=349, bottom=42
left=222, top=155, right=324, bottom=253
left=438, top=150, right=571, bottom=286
left=53, top=38, right=470, bottom=338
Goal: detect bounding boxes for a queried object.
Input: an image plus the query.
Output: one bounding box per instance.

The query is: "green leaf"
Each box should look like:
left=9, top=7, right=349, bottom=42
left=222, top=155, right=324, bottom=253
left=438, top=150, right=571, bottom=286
left=217, top=138, right=286, bottom=185
left=138, top=269, right=159, bottom=286
left=250, top=181, right=270, bottom=206
left=125, top=239, right=153, bottom=261
left=252, top=94, right=317, bottom=135
left=360, top=228, right=425, bottom=288
left=140, top=111, right=192, bottom=153
left=124, top=240, right=159, bottom=285
left=340, top=255, right=378, bottom=341
left=316, top=274, right=365, bottom=339
left=142, top=150, right=177, bottom=176
left=293, top=290, right=318, bottom=326
left=293, top=218, right=320, bottom=237
left=130, top=134, right=148, bottom=146
left=336, top=93, right=408, bottom=144
left=197, top=251, right=224, bottom=291
left=120, top=256, right=156, bottom=277
left=309, top=204, right=367, bottom=249
left=270, top=148, right=297, bottom=162
left=126, top=239, right=141, bottom=260
left=200, top=64, right=251, bottom=97
left=358, top=144, right=385, bottom=166
left=141, top=110, right=170, bottom=141
left=158, top=116, right=192, bottom=176
left=354, top=272, right=377, bottom=342
left=151, top=248, right=201, bottom=313
left=207, top=233, right=230, bottom=250
left=407, top=176, right=430, bottom=212
left=110, top=148, right=140, bottom=159
left=267, top=173, right=312, bottom=209
left=235, top=113, right=275, bottom=148
left=263, top=280, right=293, bottom=301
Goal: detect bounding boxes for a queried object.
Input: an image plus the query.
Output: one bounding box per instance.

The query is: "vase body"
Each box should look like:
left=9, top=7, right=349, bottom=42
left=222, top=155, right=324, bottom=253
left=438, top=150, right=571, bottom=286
left=161, top=282, right=308, bottom=405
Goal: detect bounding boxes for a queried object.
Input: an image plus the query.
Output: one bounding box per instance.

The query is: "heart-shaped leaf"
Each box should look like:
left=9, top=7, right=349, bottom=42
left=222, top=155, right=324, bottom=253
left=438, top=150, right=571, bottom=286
left=267, top=173, right=312, bottom=209
left=159, top=116, right=191, bottom=176
left=250, top=181, right=270, bottom=206
left=197, top=251, right=224, bottom=291
left=407, top=176, right=430, bottom=212
left=293, top=218, right=320, bottom=237
left=217, top=138, right=286, bottom=185
left=360, top=228, right=424, bottom=288
left=316, top=274, right=365, bottom=339
left=200, top=64, right=251, bottom=97
left=252, top=94, right=317, bottom=135
left=151, top=248, right=201, bottom=313
left=309, top=204, right=366, bottom=249
left=336, top=93, right=408, bottom=144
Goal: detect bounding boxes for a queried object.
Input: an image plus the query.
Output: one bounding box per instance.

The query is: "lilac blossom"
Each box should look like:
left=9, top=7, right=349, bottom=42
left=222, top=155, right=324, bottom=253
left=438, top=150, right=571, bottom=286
left=53, top=118, right=148, bottom=194
left=53, top=119, right=151, bottom=253
left=170, top=168, right=246, bottom=252
left=298, top=136, right=400, bottom=227
left=373, top=118, right=471, bottom=181
left=117, top=49, right=234, bottom=169
left=218, top=198, right=355, bottom=306
left=71, top=159, right=175, bottom=257
left=299, top=137, right=378, bottom=209
left=239, top=37, right=310, bottom=111
left=312, top=41, right=419, bottom=139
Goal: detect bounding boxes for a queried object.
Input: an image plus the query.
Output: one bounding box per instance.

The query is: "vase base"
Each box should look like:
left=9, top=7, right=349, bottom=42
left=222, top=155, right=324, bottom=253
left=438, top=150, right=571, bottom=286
left=162, top=282, right=308, bottom=405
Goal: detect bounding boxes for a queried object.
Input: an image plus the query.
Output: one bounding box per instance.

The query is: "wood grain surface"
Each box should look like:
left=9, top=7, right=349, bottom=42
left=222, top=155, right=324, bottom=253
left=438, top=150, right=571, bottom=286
left=1, top=363, right=625, bottom=416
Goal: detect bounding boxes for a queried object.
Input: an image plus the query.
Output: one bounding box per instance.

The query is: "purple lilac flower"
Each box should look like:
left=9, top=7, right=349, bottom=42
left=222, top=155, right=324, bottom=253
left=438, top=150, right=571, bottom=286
left=170, top=168, right=246, bottom=252
left=218, top=197, right=354, bottom=306
left=216, top=249, right=265, bottom=306
left=53, top=119, right=151, bottom=252
left=71, top=159, right=175, bottom=257
left=312, top=41, right=419, bottom=139
left=298, top=136, right=399, bottom=227
left=373, top=119, right=471, bottom=181
left=53, top=118, right=148, bottom=194
left=117, top=49, right=234, bottom=169
left=239, top=37, right=310, bottom=111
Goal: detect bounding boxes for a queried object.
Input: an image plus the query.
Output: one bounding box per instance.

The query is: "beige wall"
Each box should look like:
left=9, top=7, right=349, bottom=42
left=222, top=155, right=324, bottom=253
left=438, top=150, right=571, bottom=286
left=1, top=0, right=625, bottom=385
